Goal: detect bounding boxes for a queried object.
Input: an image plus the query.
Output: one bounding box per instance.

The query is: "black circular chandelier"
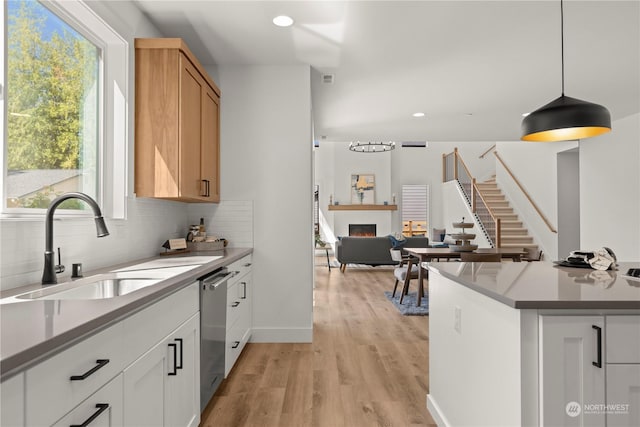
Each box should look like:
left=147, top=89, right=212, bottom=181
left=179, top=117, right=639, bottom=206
left=348, top=141, right=396, bottom=153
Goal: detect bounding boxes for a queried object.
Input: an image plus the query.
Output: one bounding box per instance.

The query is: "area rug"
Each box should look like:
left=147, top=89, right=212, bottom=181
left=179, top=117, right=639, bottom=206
left=383, top=291, right=429, bottom=316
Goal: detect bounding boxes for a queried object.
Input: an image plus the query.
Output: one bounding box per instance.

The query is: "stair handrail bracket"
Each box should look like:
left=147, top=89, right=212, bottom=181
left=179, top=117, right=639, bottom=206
left=492, top=151, right=558, bottom=234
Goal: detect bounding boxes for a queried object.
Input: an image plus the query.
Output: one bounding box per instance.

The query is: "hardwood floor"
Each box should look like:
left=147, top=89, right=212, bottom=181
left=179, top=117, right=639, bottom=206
left=201, top=263, right=436, bottom=427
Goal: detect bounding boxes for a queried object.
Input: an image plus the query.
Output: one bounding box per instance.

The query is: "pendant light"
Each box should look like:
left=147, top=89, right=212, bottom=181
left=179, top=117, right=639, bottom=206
left=521, top=0, right=611, bottom=142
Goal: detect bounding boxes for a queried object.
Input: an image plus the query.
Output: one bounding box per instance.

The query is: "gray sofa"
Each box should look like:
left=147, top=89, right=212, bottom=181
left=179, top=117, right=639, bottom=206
left=335, top=236, right=429, bottom=272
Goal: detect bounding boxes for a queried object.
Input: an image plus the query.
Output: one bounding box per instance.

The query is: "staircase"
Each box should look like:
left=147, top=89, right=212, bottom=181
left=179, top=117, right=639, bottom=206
left=476, top=177, right=539, bottom=258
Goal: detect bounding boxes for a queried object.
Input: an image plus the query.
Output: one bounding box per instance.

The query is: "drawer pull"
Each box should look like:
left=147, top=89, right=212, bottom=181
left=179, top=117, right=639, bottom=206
left=231, top=341, right=240, bottom=349
left=592, top=325, right=602, bottom=368
left=70, top=403, right=109, bottom=427
left=70, top=359, right=110, bottom=381
left=241, top=282, right=247, bottom=299
left=231, top=301, right=240, bottom=307
left=168, top=342, right=178, bottom=376
left=243, top=263, right=252, bottom=267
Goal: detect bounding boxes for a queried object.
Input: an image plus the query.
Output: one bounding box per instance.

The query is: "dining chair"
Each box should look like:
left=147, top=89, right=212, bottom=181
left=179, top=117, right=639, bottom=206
left=460, top=252, right=502, bottom=262
left=390, top=249, right=419, bottom=298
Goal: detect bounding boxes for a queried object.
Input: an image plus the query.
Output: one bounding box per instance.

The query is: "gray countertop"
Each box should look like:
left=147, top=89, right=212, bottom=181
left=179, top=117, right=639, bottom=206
left=0, top=248, right=252, bottom=380
left=428, top=261, right=640, bottom=309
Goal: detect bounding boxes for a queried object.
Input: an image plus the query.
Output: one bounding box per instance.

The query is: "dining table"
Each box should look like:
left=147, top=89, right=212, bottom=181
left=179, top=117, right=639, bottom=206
left=401, top=247, right=528, bottom=307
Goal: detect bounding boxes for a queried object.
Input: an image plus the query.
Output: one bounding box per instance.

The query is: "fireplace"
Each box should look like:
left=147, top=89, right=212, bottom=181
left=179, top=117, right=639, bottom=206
left=349, top=224, right=377, bottom=237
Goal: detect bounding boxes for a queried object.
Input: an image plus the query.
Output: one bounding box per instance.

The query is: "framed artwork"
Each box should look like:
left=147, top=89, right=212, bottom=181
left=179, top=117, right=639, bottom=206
left=351, top=174, right=375, bottom=204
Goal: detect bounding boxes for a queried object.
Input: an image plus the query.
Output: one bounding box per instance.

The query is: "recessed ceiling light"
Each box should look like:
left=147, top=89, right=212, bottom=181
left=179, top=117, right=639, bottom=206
left=273, top=15, right=294, bottom=27
left=412, top=112, right=425, bottom=118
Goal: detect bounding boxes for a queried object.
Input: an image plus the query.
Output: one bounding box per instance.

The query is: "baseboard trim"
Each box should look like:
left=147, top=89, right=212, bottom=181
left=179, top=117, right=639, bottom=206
left=249, top=327, right=313, bottom=343
left=427, top=394, right=450, bottom=427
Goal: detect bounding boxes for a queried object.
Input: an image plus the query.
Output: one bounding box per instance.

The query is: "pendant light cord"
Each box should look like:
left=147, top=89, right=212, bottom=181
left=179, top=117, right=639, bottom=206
left=560, top=0, right=565, bottom=95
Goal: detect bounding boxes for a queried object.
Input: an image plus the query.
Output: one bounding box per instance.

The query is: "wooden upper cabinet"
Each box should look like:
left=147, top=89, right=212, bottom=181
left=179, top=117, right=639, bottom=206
left=135, top=38, right=221, bottom=203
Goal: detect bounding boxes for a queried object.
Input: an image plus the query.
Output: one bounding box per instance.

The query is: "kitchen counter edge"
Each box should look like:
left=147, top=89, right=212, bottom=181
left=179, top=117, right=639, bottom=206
left=428, top=262, right=640, bottom=310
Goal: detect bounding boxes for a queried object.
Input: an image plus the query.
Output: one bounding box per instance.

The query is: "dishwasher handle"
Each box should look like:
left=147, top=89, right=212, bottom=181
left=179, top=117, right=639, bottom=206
left=202, top=271, right=233, bottom=290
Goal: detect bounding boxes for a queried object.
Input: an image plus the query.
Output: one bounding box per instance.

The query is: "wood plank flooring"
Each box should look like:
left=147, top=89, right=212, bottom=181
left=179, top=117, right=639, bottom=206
left=201, top=263, right=436, bottom=427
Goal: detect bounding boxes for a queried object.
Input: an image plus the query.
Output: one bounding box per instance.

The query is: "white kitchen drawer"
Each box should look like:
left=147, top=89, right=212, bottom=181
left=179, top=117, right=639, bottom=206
left=606, top=365, right=640, bottom=426
left=226, top=279, right=249, bottom=328
left=607, top=315, right=640, bottom=363
left=227, top=255, right=252, bottom=285
left=25, top=321, right=125, bottom=427
left=123, top=282, right=199, bottom=366
left=52, top=373, right=123, bottom=427
left=224, top=320, right=251, bottom=377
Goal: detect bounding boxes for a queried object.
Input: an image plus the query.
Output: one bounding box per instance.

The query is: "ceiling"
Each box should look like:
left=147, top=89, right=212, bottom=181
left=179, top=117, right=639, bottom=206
left=133, top=0, right=640, bottom=142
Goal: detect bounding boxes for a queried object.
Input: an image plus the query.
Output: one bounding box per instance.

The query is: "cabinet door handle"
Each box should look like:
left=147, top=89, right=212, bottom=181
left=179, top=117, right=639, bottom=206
left=243, top=263, right=252, bottom=267
left=231, top=341, right=240, bottom=349
left=231, top=301, right=240, bottom=307
left=168, top=343, right=178, bottom=375
left=175, top=338, right=183, bottom=370
left=201, top=179, right=210, bottom=197
left=241, top=282, right=247, bottom=299
left=70, top=359, right=110, bottom=381
left=592, top=325, right=602, bottom=368
left=70, top=403, right=109, bottom=427
left=200, top=179, right=210, bottom=197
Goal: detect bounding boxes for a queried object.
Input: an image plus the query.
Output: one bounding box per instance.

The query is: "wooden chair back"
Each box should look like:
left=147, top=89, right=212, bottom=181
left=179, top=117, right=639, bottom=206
left=460, top=252, right=502, bottom=262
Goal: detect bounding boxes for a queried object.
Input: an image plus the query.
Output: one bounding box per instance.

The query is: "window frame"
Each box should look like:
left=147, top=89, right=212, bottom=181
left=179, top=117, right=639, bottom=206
left=0, top=0, right=128, bottom=220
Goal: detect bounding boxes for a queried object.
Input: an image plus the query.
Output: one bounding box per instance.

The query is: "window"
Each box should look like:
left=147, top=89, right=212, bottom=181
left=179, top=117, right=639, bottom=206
left=401, top=184, right=429, bottom=237
left=1, top=0, right=128, bottom=218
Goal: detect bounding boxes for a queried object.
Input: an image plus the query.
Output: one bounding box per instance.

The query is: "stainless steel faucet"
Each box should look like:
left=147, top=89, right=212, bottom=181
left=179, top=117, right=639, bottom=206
left=42, top=192, right=109, bottom=285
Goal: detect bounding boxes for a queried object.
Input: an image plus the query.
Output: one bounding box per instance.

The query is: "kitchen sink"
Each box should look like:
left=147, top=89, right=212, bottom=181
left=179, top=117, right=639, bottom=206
left=16, top=276, right=162, bottom=300
left=0, top=265, right=200, bottom=304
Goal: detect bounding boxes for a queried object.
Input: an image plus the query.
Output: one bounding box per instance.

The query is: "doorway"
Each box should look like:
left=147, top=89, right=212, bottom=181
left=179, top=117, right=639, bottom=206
left=557, top=148, right=580, bottom=259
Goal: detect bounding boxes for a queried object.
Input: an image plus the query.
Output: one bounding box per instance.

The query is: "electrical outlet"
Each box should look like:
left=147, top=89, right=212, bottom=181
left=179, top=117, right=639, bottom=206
left=454, top=306, right=462, bottom=333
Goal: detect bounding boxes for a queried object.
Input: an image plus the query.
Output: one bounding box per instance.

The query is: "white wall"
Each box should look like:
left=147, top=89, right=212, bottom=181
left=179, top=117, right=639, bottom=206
left=579, top=113, right=640, bottom=262
left=0, top=1, right=192, bottom=291
left=216, top=65, right=313, bottom=342
left=495, top=140, right=578, bottom=261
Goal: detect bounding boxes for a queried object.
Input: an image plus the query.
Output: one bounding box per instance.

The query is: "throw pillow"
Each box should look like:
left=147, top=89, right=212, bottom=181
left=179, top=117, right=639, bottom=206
left=388, top=234, right=407, bottom=249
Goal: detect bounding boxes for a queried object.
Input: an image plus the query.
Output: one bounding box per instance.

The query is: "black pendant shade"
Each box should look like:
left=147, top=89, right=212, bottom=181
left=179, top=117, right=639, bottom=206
left=521, top=0, right=612, bottom=142
left=521, top=95, right=611, bottom=142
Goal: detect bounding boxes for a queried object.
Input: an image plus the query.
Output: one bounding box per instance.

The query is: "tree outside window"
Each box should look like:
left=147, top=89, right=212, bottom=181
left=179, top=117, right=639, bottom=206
left=5, top=0, right=100, bottom=210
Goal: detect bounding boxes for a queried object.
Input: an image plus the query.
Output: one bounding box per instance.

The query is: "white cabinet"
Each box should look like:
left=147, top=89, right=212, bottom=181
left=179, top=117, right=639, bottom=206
left=52, top=374, right=123, bottom=427
left=123, top=313, right=200, bottom=427
left=540, top=315, right=640, bottom=426
left=540, top=315, right=605, bottom=426
left=1, top=373, right=24, bottom=427
left=225, top=255, right=253, bottom=376
left=606, top=315, right=640, bottom=427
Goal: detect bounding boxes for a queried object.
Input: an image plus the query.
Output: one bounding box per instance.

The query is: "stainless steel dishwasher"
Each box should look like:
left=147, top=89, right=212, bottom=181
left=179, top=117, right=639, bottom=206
left=199, top=267, right=232, bottom=411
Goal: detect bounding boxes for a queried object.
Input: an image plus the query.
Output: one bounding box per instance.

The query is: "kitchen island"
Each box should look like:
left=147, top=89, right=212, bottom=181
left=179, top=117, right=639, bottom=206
left=426, top=261, right=640, bottom=427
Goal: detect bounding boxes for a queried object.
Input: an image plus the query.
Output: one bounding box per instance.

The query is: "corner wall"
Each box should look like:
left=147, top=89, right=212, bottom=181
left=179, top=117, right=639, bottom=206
left=216, top=65, right=313, bottom=342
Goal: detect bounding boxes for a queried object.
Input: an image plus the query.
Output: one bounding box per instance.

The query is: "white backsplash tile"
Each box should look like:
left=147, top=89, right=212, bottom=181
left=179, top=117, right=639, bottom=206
left=188, top=200, right=253, bottom=248
left=0, top=198, right=253, bottom=291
